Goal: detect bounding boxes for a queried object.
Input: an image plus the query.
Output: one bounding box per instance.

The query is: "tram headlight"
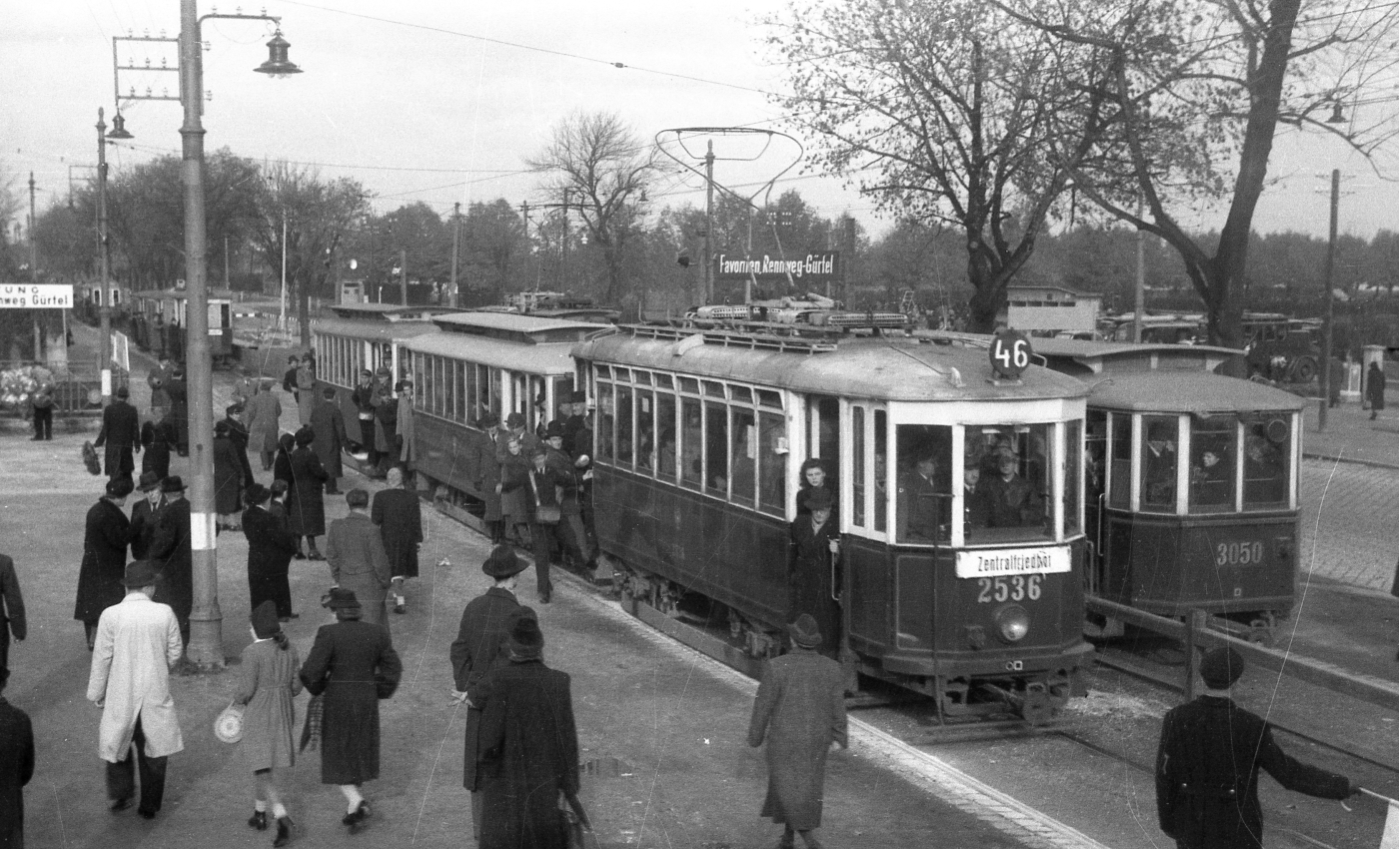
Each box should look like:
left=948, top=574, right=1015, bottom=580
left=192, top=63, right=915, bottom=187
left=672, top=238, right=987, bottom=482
left=995, top=605, right=1030, bottom=643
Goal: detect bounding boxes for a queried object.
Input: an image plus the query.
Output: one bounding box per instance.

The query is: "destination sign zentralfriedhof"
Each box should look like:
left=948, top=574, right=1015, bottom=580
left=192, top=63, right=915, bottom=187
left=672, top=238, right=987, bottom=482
left=0, top=284, right=74, bottom=309
left=715, top=252, right=840, bottom=283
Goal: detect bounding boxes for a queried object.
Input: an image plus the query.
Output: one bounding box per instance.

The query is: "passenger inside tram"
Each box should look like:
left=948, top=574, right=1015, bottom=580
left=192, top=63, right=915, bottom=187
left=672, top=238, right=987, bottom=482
left=1142, top=420, right=1178, bottom=508
left=982, top=448, right=1043, bottom=528
left=1190, top=448, right=1232, bottom=507
left=1243, top=430, right=1287, bottom=504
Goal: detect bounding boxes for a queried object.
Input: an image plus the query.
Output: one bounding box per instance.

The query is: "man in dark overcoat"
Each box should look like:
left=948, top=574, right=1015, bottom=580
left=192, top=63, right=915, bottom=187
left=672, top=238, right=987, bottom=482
left=310, top=386, right=349, bottom=495
left=1156, top=647, right=1357, bottom=849
left=325, top=489, right=393, bottom=628
left=74, top=477, right=134, bottom=650
left=544, top=422, right=592, bottom=570
left=372, top=467, right=422, bottom=615
left=288, top=426, right=329, bottom=560
left=165, top=367, right=189, bottom=456
left=474, top=611, right=580, bottom=849
left=473, top=414, right=505, bottom=544
left=221, top=404, right=255, bottom=487
left=148, top=476, right=193, bottom=646
left=1367, top=360, right=1387, bottom=420
left=788, top=490, right=842, bottom=661
left=0, top=555, right=26, bottom=675
left=747, top=614, right=848, bottom=849
left=140, top=414, right=176, bottom=482
left=449, top=546, right=527, bottom=839
left=94, top=385, right=141, bottom=481
left=351, top=369, right=378, bottom=468
left=242, top=483, right=299, bottom=620
left=128, top=472, right=166, bottom=562
left=0, top=669, right=35, bottom=849
left=299, top=588, right=401, bottom=835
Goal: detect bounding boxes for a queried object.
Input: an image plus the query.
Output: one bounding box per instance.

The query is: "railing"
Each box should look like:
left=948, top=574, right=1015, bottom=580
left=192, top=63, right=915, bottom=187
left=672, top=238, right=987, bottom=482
left=0, top=360, right=130, bottom=417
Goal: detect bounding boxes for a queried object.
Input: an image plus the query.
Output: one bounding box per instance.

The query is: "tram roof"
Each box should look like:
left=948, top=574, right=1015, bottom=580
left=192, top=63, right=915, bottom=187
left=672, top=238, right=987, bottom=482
left=573, top=325, right=1089, bottom=401
left=1030, top=338, right=1243, bottom=377
left=311, top=315, right=443, bottom=341
left=324, top=303, right=465, bottom=321
left=432, top=312, right=605, bottom=344
left=1084, top=370, right=1305, bottom=413
left=404, top=328, right=577, bottom=374
left=130, top=289, right=232, bottom=303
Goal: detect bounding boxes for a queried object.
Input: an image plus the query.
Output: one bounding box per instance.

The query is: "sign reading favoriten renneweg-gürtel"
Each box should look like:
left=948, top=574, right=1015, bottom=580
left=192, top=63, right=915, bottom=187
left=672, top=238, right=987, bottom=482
left=715, top=252, right=840, bottom=282
left=0, top=284, right=74, bottom=309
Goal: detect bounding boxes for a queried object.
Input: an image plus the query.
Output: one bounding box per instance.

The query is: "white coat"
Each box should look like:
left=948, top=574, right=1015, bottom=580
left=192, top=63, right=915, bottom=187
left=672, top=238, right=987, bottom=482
left=86, top=592, right=185, bottom=762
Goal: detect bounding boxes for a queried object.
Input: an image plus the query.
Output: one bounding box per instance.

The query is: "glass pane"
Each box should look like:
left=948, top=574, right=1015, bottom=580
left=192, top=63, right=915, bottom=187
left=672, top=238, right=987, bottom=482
left=874, top=410, right=888, bottom=532
left=637, top=390, right=655, bottom=471
left=597, top=383, right=615, bottom=463
left=656, top=393, right=677, bottom=480
left=1190, top=417, right=1236, bottom=511
left=758, top=410, right=786, bottom=515
left=702, top=380, right=725, bottom=398
left=680, top=397, right=702, bottom=489
left=704, top=401, right=728, bottom=494
left=679, top=377, right=699, bottom=394
left=730, top=408, right=757, bottom=506
left=1243, top=417, right=1290, bottom=508
left=962, top=425, right=1052, bottom=543
left=656, top=373, right=673, bottom=389
left=852, top=406, right=866, bottom=527
left=465, top=363, right=478, bottom=424
left=1064, top=421, right=1081, bottom=536
left=1086, top=412, right=1107, bottom=504
left=1141, top=415, right=1179, bottom=512
left=615, top=386, right=634, bottom=469
left=757, top=389, right=782, bottom=409
left=895, top=424, right=952, bottom=544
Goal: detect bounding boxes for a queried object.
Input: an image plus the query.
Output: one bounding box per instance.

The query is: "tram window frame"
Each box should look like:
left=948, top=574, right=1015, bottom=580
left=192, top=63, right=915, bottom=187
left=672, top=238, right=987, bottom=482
left=637, top=386, right=656, bottom=471
left=1242, top=415, right=1291, bottom=509
left=961, top=424, right=1054, bottom=545
left=703, top=398, right=728, bottom=495
left=730, top=406, right=757, bottom=507
left=1108, top=413, right=1132, bottom=510
left=758, top=409, right=786, bottom=517
left=445, top=359, right=459, bottom=421
left=1063, top=419, right=1081, bottom=536
left=679, top=395, right=703, bottom=490
left=1140, top=415, right=1180, bottom=513
left=1188, top=415, right=1236, bottom=513
left=874, top=409, right=888, bottom=533
left=656, top=392, right=678, bottom=481
left=597, top=382, right=615, bottom=461
left=851, top=406, right=867, bottom=528
left=894, top=424, right=953, bottom=545
left=615, top=384, right=635, bottom=471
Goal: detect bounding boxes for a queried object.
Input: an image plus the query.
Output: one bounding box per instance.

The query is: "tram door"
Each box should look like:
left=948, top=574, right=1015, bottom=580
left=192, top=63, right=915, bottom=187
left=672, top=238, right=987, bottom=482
left=805, top=395, right=842, bottom=495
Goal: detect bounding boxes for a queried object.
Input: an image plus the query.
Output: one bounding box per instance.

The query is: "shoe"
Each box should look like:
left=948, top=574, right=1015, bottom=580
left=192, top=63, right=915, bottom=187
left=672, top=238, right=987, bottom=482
left=249, top=811, right=268, bottom=830
left=293, top=552, right=306, bottom=561
left=393, top=604, right=406, bottom=614
left=273, top=816, right=293, bottom=847
left=308, top=552, right=325, bottom=561
left=342, top=801, right=370, bottom=829
left=110, top=797, right=133, bottom=813
left=30, top=436, right=41, bottom=441
left=137, top=808, right=157, bottom=820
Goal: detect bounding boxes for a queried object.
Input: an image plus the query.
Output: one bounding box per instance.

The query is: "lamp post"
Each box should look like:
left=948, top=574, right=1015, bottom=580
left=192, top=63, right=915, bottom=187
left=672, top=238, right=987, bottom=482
left=96, top=109, right=113, bottom=404
left=1318, top=102, right=1347, bottom=433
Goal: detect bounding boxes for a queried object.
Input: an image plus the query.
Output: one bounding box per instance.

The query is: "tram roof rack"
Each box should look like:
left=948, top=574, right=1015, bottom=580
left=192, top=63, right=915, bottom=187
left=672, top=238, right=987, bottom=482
left=620, top=320, right=845, bottom=354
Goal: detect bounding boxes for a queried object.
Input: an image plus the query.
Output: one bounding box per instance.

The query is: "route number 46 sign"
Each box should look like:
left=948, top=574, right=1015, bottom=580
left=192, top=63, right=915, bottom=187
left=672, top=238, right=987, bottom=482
left=990, top=329, right=1032, bottom=380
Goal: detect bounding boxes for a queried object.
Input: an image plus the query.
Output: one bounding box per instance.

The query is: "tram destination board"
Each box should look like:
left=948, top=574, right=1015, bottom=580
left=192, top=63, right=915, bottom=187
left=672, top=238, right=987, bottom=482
left=989, top=329, right=1031, bottom=380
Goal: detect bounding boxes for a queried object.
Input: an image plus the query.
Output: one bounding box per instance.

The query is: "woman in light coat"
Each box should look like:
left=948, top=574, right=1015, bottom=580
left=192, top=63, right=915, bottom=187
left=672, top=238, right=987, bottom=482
left=234, top=601, right=301, bottom=846
left=244, top=381, right=283, bottom=472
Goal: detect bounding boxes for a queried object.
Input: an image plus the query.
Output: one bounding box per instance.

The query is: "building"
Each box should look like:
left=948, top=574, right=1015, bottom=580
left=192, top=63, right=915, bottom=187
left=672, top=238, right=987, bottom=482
left=999, top=285, right=1102, bottom=335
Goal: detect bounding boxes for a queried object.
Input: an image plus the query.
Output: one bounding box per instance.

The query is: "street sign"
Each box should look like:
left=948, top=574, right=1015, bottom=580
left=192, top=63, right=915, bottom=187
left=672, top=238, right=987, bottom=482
left=0, top=284, right=74, bottom=309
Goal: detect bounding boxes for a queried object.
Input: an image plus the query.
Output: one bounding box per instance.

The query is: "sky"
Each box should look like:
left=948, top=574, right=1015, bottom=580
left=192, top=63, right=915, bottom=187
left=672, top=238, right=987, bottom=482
left=5, top=1, right=1399, bottom=251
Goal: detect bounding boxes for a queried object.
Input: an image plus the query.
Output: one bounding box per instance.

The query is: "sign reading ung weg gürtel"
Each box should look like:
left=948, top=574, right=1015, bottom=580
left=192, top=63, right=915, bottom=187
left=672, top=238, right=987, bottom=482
left=0, top=284, right=74, bottom=309
left=715, top=252, right=839, bottom=282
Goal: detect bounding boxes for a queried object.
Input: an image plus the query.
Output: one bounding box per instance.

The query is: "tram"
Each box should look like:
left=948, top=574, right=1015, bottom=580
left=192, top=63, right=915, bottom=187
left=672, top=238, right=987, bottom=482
left=1032, top=339, right=1304, bottom=640
left=571, top=322, right=1093, bottom=721
left=127, top=289, right=235, bottom=364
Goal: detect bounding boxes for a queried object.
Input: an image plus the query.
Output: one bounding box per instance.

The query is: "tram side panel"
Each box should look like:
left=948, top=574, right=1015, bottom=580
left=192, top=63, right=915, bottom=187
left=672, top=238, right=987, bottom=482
left=414, top=415, right=492, bottom=504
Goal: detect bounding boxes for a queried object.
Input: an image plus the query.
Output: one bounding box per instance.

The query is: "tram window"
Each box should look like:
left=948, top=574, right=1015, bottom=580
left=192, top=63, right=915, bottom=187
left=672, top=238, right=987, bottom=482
left=852, top=407, right=866, bottom=527
left=810, top=397, right=840, bottom=488
left=962, top=425, right=1050, bottom=542
left=656, top=393, right=677, bottom=480
left=1064, top=420, right=1081, bottom=536
left=874, top=410, right=888, bottom=532
left=551, top=376, right=575, bottom=430
left=445, top=361, right=459, bottom=421
left=894, top=424, right=952, bottom=544
left=1108, top=414, right=1131, bottom=509
left=1190, top=418, right=1235, bottom=511
left=679, top=377, right=699, bottom=394
left=597, top=383, right=615, bottom=462
left=1141, top=416, right=1178, bottom=511
left=616, top=386, right=634, bottom=470
left=758, top=410, right=785, bottom=516
left=637, top=390, right=655, bottom=471
left=421, top=356, right=436, bottom=414
left=757, top=389, right=782, bottom=409
left=730, top=408, right=757, bottom=506
left=704, top=401, right=728, bottom=494
left=1086, top=412, right=1107, bottom=500
left=680, top=397, right=702, bottom=489
left=656, top=373, right=673, bottom=390
left=1243, top=419, right=1289, bottom=508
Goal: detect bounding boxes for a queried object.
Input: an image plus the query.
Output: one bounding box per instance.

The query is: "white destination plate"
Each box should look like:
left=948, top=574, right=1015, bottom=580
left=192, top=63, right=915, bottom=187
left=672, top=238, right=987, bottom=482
left=956, top=546, right=1071, bottom=579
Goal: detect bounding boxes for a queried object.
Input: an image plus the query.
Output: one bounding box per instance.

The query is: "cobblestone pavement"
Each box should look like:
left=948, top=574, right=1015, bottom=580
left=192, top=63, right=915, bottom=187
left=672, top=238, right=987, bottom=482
left=1300, top=458, right=1399, bottom=590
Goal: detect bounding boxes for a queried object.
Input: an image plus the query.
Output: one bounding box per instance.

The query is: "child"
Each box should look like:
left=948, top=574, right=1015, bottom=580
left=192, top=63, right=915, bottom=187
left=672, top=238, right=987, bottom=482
left=235, top=601, right=302, bottom=846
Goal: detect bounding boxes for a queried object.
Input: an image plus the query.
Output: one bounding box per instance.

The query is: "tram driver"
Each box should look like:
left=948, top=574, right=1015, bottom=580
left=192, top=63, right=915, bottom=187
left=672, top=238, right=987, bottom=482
left=981, top=448, right=1042, bottom=528
left=897, top=452, right=947, bottom=542
left=1143, top=421, right=1178, bottom=508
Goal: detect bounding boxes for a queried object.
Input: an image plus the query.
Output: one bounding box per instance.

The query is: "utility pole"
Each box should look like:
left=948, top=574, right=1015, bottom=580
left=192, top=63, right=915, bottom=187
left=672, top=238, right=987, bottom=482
left=97, top=109, right=113, bottom=405
left=520, top=201, right=536, bottom=294
left=1134, top=194, right=1145, bottom=344
left=399, top=248, right=408, bottom=305
left=560, top=188, right=571, bottom=292
left=449, top=201, right=461, bottom=307
left=703, top=141, right=715, bottom=306
left=1319, top=168, right=1340, bottom=432
left=28, top=172, right=37, bottom=283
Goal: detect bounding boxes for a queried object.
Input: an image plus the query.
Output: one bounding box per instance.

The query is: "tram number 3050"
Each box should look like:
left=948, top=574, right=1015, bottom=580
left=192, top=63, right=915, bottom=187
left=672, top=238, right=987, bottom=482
left=1215, top=541, right=1265, bottom=566
left=977, top=575, right=1042, bottom=603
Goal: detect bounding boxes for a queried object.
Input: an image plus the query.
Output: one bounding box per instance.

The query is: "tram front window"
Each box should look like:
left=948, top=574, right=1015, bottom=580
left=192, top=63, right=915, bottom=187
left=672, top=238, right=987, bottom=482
left=1141, top=416, right=1179, bottom=511
left=1243, top=418, right=1289, bottom=508
left=895, top=425, right=951, bottom=544
left=1190, top=418, right=1235, bottom=511
left=962, top=424, right=1052, bottom=543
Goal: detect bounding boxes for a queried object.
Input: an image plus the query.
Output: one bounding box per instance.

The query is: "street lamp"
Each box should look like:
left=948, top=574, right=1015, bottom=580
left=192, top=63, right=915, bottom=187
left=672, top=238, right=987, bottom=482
left=95, top=107, right=133, bottom=406
left=1318, top=102, right=1347, bottom=432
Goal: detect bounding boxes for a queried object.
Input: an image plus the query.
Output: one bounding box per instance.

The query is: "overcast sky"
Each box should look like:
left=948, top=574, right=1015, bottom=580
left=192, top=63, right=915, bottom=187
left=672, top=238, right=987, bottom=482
left=5, top=1, right=1397, bottom=249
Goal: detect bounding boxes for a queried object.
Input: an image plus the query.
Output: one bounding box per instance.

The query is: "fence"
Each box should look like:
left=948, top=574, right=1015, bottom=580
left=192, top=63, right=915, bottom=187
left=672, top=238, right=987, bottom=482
left=0, top=360, right=130, bottom=417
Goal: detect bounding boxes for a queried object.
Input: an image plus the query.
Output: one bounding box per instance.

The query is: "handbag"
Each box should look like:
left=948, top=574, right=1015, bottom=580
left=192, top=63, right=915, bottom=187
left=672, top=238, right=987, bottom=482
left=214, top=702, right=244, bottom=744
left=561, top=793, right=599, bottom=849
left=530, top=471, right=561, bottom=524
left=81, top=441, right=102, bottom=476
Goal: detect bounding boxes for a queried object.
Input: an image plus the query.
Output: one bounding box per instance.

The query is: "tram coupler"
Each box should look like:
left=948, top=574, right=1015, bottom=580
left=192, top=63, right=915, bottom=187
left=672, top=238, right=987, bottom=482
left=977, top=681, right=1055, bottom=725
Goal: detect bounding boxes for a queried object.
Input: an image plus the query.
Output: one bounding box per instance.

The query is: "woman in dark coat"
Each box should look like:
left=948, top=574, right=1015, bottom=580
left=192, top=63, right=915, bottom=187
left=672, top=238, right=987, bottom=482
left=74, top=478, right=134, bottom=649
left=371, top=467, right=422, bottom=614
left=299, top=589, right=401, bottom=833
left=243, top=483, right=299, bottom=620
left=273, top=432, right=295, bottom=487
left=288, top=428, right=329, bottom=560
left=310, top=387, right=348, bottom=494
left=788, top=488, right=842, bottom=660
left=498, top=436, right=532, bottom=546
left=213, top=421, right=243, bottom=530
left=140, top=415, right=176, bottom=480
left=1367, top=361, right=1387, bottom=420
left=795, top=458, right=835, bottom=518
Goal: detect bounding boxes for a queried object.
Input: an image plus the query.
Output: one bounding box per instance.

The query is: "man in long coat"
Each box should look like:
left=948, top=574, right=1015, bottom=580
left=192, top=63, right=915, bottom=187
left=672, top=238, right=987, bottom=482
left=474, top=611, right=580, bottom=849
left=0, top=668, right=34, bottom=849
left=747, top=614, right=848, bottom=849
left=372, top=369, right=397, bottom=478
left=86, top=560, right=185, bottom=820
left=788, top=490, right=842, bottom=661
left=127, top=472, right=165, bottom=562
left=148, top=476, right=193, bottom=646
left=146, top=356, right=173, bottom=421
left=222, top=404, right=255, bottom=487
left=325, top=489, right=393, bottom=627
left=372, top=467, right=421, bottom=615
left=449, top=545, right=527, bottom=839
left=1367, top=360, right=1387, bottom=420
left=243, top=483, right=299, bottom=620
left=351, top=369, right=378, bottom=468
left=295, top=355, right=317, bottom=426
left=244, top=379, right=283, bottom=471
left=139, top=415, right=176, bottom=482
left=75, top=477, right=134, bottom=650
left=0, top=555, right=25, bottom=677
left=310, top=386, right=349, bottom=495
left=213, top=421, right=243, bottom=528
left=288, top=427, right=329, bottom=560
left=474, top=414, right=505, bottom=544
left=94, top=386, right=141, bottom=481
left=396, top=380, right=416, bottom=471
left=299, top=588, right=401, bottom=834
left=165, top=368, right=189, bottom=456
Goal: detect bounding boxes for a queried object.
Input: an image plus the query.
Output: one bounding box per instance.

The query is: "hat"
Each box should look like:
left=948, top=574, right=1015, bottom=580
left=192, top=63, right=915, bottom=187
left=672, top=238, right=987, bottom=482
left=1199, top=647, right=1245, bottom=689
left=802, top=488, right=834, bottom=511
left=375, top=366, right=391, bottom=377
left=507, top=611, right=544, bottom=661
left=226, top=404, right=244, bottom=416
left=506, top=412, right=526, bottom=429
left=360, top=368, right=373, bottom=377
left=482, top=545, right=527, bottom=579
left=161, top=475, right=186, bottom=493
left=545, top=421, right=566, bottom=439
left=788, top=613, right=823, bottom=649
left=106, top=477, right=135, bottom=498
left=244, top=482, right=270, bottom=505
left=569, top=390, right=587, bottom=403
left=251, top=600, right=280, bottom=639
left=345, top=488, right=369, bottom=508
left=138, top=471, right=162, bottom=492
left=215, top=420, right=231, bottom=436
left=116, top=385, right=130, bottom=399
left=269, top=478, right=289, bottom=496
left=294, top=426, right=315, bottom=447
left=324, top=587, right=361, bottom=609
left=322, top=386, right=337, bottom=399
left=529, top=445, right=548, bottom=459
left=278, top=432, right=295, bottom=452
left=477, top=413, right=500, bottom=429
left=290, top=355, right=302, bottom=364
left=120, top=560, right=162, bottom=588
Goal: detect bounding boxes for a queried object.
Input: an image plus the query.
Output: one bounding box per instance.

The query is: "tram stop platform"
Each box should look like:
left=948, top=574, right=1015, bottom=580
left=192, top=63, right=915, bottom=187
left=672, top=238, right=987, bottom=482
left=1301, top=389, right=1399, bottom=469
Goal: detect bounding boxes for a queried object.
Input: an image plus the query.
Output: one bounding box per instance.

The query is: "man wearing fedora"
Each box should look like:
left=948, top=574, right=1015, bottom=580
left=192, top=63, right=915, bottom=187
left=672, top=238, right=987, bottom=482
left=94, top=385, right=141, bottom=482
left=1156, top=646, right=1359, bottom=848
left=149, top=476, right=193, bottom=647
left=243, top=483, right=300, bottom=621
left=789, top=488, right=842, bottom=661
left=86, top=560, right=185, bottom=820
left=325, top=490, right=393, bottom=627
left=747, top=613, right=848, bottom=849
left=128, top=472, right=166, bottom=561
left=75, top=477, right=134, bottom=651
left=449, top=545, right=527, bottom=839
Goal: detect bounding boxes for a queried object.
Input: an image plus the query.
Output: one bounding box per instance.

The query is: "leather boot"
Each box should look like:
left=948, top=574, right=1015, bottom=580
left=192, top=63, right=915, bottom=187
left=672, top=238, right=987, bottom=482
left=273, top=816, right=293, bottom=847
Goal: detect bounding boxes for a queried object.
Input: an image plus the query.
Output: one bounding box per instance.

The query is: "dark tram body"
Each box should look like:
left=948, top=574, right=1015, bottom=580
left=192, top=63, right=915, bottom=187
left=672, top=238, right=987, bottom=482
left=127, top=289, right=234, bottom=364
left=572, top=324, right=1093, bottom=720
left=1034, top=340, right=1304, bottom=638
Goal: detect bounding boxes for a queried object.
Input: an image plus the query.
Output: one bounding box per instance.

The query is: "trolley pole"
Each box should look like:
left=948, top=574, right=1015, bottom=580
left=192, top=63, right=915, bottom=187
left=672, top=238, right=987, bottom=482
left=703, top=141, right=715, bottom=306
left=97, top=109, right=113, bottom=405
left=1319, top=169, right=1339, bottom=433
left=449, top=201, right=460, bottom=307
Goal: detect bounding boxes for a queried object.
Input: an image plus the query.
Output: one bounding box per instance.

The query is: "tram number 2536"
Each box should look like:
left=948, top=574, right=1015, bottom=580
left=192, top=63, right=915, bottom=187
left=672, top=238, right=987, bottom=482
left=1215, top=541, right=1265, bottom=566
left=977, top=575, right=1042, bottom=603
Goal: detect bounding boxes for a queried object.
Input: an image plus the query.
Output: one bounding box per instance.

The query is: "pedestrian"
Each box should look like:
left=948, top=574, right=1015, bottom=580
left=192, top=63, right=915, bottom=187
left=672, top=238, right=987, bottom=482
left=128, top=472, right=166, bottom=561
left=298, top=588, right=401, bottom=835
left=371, top=467, right=421, bottom=615
left=325, top=489, right=392, bottom=627
left=449, top=545, right=527, bottom=841
left=214, top=420, right=244, bottom=532
left=140, top=412, right=176, bottom=481
left=235, top=600, right=301, bottom=848
left=473, top=610, right=581, bottom=849
left=1327, top=357, right=1345, bottom=408
left=544, top=421, right=593, bottom=571
left=149, top=476, right=193, bottom=648
left=166, top=366, right=189, bottom=456
left=74, top=477, right=133, bottom=651
left=795, top=458, right=834, bottom=519
left=1367, top=360, right=1386, bottom=420
left=351, top=370, right=378, bottom=470
left=94, top=385, right=141, bottom=482
left=396, top=379, right=416, bottom=476
left=29, top=379, right=54, bottom=441
left=0, top=668, right=35, bottom=849
left=147, top=355, right=173, bottom=422
left=0, top=554, right=26, bottom=675
left=223, top=403, right=255, bottom=487
left=372, top=368, right=397, bottom=478
left=526, top=445, right=565, bottom=604
left=296, top=355, right=317, bottom=426
left=746, top=613, right=848, bottom=849
left=243, top=483, right=299, bottom=621
left=789, top=489, right=842, bottom=660
left=86, top=560, right=185, bottom=820
left=273, top=432, right=295, bottom=491
left=310, top=386, right=348, bottom=495
left=245, top=379, right=283, bottom=472
left=474, top=414, right=505, bottom=544
left=1155, top=646, right=1358, bottom=849
left=498, top=434, right=532, bottom=547
left=288, top=426, right=329, bottom=561
left=281, top=356, right=300, bottom=407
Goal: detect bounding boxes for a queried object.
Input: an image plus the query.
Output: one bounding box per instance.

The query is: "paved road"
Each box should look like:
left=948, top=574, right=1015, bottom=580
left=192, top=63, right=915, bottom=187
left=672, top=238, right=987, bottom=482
left=1301, top=457, right=1399, bottom=591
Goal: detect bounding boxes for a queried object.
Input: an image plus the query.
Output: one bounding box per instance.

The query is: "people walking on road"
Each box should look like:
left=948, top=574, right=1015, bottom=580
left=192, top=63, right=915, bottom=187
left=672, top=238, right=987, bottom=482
left=351, top=370, right=378, bottom=470
left=140, top=413, right=176, bottom=481
left=310, top=387, right=348, bottom=495
left=473, top=610, right=581, bottom=849
left=298, top=588, right=401, bottom=835
left=544, top=421, right=593, bottom=571
left=95, top=385, right=140, bottom=482
left=30, top=379, right=54, bottom=440
left=129, top=472, right=166, bottom=561
left=325, top=490, right=392, bottom=628
left=0, top=668, right=34, bottom=848
left=235, top=601, right=302, bottom=847
left=75, top=477, right=133, bottom=651
left=449, top=545, right=526, bottom=840
left=243, top=483, right=299, bottom=622
left=1155, top=646, right=1359, bottom=849
left=526, top=445, right=565, bottom=604
left=1367, top=361, right=1386, bottom=420
left=149, top=476, right=193, bottom=647
left=214, top=420, right=244, bottom=532
left=396, top=379, right=416, bottom=477
left=372, top=367, right=397, bottom=479
left=288, top=427, right=329, bottom=561
left=295, top=355, right=317, bottom=427
left=0, top=554, right=26, bottom=675
left=747, top=613, right=848, bottom=849
left=223, top=403, right=255, bottom=488
left=498, top=434, right=532, bottom=547
left=372, top=468, right=421, bottom=615
left=86, top=560, right=184, bottom=820
left=245, top=379, right=283, bottom=472
left=147, top=355, right=173, bottom=422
